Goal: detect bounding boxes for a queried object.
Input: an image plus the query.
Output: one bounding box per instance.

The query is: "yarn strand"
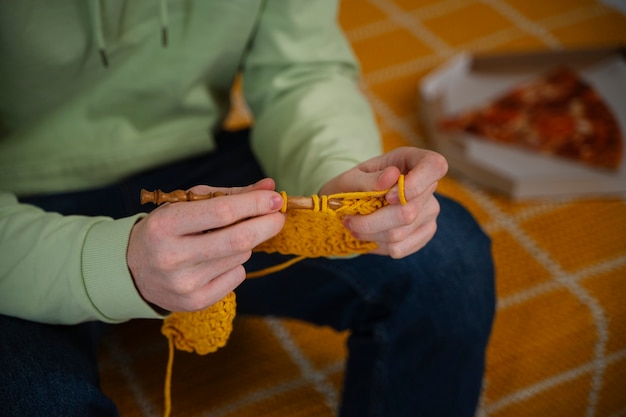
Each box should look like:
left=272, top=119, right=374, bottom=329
left=245, top=255, right=307, bottom=278
left=164, top=337, right=175, bottom=417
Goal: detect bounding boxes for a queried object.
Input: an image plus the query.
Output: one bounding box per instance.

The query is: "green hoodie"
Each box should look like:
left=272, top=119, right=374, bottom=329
left=0, top=0, right=382, bottom=324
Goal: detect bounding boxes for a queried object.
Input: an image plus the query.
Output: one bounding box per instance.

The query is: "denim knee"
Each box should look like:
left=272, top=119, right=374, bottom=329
left=412, top=194, right=496, bottom=343
left=0, top=316, right=118, bottom=417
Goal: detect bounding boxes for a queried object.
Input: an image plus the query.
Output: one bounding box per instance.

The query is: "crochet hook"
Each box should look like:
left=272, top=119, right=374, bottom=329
left=140, top=189, right=344, bottom=210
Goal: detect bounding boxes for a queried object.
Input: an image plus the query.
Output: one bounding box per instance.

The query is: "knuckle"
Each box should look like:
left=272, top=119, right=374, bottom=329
left=143, top=212, right=170, bottom=237
left=230, top=265, right=248, bottom=284
left=254, top=193, right=269, bottom=214
left=428, top=150, right=449, bottom=174
left=431, top=198, right=441, bottom=217
left=210, top=200, right=237, bottom=226
left=387, top=227, right=407, bottom=243
left=186, top=269, right=246, bottom=312
left=228, top=228, right=256, bottom=252
left=387, top=244, right=405, bottom=259
left=171, top=275, right=198, bottom=296
left=398, top=204, right=419, bottom=225
left=238, top=251, right=253, bottom=265
left=156, top=250, right=184, bottom=273
left=224, top=251, right=253, bottom=270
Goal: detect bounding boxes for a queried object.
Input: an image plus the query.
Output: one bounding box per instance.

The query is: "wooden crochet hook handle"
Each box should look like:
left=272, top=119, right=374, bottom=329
left=140, top=189, right=343, bottom=210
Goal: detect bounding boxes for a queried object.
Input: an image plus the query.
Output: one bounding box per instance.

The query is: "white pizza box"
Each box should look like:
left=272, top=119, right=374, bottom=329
left=418, top=46, right=626, bottom=200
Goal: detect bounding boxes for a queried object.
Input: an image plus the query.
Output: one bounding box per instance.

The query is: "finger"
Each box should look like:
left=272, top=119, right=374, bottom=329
left=347, top=166, right=401, bottom=193
left=133, top=206, right=284, bottom=305
left=188, top=178, right=276, bottom=197
left=358, top=146, right=446, bottom=177
left=183, top=252, right=253, bottom=291
left=193, top=265, right=247, bottom=310
left=353, top=202, right=417, bottom=236
left=167, top=189, right=284, bottom=235
left=194, top=211, right=285, bottom=258
left=353, top=166, right=401, bottom=192
left=370, top=220, right=438, bottom=259
left=153, top=248, right=250, bottom=295
left=345, top=192, right=439, bottom=243
left=167, top=264, right=248, bottom=312
left=385, top=181, right=438, bottom=214
left=153, top=214, right=284, bottom=276
left=237, top=177, right=277, bottom=193
left=402, top=153, right=447, bottom=198
left=346, top=186, right=437, bottom=236
left=385, top=160, right=446, bottom=205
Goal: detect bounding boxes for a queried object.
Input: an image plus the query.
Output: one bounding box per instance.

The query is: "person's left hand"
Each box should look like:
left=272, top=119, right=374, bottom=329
left=319, top=146, right=448, bottom=259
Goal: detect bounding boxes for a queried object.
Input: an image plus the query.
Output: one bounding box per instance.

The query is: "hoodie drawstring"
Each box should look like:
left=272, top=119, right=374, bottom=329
left=88, top=0, right=170, bottom=68
left=160, top=0, right=169, bottom=47
left=89, top=0, right=109, bottom=67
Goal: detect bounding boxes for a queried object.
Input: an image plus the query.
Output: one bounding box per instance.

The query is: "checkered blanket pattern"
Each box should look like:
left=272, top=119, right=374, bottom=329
left=99, top=1, right=626, bottom=416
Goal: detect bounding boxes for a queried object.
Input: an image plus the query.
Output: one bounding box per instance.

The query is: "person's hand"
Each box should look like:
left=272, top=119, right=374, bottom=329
left=127, top=178, right=286, bottom=313
left=319, top=146, right=448, bottom=259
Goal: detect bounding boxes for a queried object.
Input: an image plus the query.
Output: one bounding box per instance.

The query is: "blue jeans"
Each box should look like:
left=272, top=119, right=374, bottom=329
left=2, top=130, right=496, bottom=417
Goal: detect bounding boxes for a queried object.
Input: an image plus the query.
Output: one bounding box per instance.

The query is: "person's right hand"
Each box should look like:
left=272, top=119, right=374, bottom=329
left=127, top=178, right=285, bottom=313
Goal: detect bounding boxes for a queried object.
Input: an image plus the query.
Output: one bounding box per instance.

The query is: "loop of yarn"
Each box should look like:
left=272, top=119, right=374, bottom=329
left=160, top=175, right=407, bottom=416
left=279, top=191, right=288, bottom=213
left=398, top=175, right=408, bottom=205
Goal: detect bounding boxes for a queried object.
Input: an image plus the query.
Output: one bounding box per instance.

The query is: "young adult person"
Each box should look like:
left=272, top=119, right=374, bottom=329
left=0, top=2, right=495, bottom=416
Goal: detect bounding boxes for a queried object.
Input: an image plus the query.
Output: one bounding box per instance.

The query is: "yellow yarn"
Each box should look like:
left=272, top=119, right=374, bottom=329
left=254, top=190, right=389, bottom=257
left=161, top=176, right=406, bottom=416
left=161, top=292, right=236, bottom=417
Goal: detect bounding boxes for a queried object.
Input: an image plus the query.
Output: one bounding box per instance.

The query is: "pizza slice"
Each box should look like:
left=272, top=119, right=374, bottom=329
left=440, top=67, right=623, bottom=171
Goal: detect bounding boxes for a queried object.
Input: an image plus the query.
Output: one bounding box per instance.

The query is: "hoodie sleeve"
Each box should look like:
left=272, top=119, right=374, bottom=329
left=241, top=0, right=382, bottom=195
left=0, top=191, right=165, bottom=324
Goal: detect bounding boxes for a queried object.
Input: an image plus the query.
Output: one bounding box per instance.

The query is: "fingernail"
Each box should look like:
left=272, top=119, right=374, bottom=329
left=386, top=186, right=399, bottom=204
left=343, top=217, right=361, bottom=239
left=271, top=195, right=284, bottom=210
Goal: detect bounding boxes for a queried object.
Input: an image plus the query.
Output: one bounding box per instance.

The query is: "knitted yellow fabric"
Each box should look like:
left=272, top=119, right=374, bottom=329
left=161, top=175, right=406, bottom=416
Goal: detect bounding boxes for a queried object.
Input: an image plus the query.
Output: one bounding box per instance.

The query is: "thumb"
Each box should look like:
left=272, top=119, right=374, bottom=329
left=233, top=178, right=276, bottom=194
left=354, top=166, right=401, bottom=192
left=189, top=178, right=276, bottom=196
left=320, top=166, right=401, bottom=195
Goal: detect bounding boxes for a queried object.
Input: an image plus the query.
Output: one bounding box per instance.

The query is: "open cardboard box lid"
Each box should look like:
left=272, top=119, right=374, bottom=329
left=419, top=46, right=626, bottom=200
